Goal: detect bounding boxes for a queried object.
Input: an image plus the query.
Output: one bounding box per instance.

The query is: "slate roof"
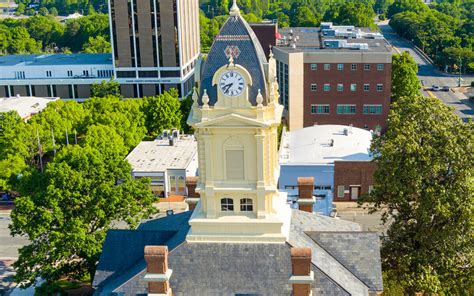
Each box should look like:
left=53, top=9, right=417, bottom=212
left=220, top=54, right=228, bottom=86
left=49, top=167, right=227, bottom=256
left=93, top=210, right=382, bottom=296
left=306, top=232, right=383, bottom=291
left=200, top=14, right=269, bottom=106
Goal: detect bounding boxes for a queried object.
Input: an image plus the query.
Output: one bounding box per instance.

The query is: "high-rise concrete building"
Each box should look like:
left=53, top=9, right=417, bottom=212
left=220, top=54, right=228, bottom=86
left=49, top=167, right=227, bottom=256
left=109, top=0, right=200, bottom=97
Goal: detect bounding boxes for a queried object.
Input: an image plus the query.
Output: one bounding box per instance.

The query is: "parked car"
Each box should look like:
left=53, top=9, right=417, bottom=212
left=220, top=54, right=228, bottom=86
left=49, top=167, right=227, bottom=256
left=432, top=85, right=441, bottom=91
left=442, top=86, right=450, bottom=91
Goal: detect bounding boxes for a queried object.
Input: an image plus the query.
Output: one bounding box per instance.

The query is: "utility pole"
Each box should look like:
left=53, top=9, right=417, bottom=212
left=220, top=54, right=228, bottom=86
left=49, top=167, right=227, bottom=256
left=51, top=128, right=56, bottom=155
left=458, top=56, right=462, bottom=87
left=36, top=128, right=43, bottom=173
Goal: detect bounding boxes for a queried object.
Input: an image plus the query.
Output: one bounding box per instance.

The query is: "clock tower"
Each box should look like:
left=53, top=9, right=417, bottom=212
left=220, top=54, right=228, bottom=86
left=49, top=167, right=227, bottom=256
left=186, top=1, right=290, bottom=243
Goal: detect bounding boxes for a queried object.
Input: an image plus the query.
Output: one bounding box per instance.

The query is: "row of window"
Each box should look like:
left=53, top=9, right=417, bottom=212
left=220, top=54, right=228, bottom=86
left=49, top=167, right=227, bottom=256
left=14, top=70, right=112, bottom=79
left=336, top=185, right=374, bottom=198
left=221, top=198, right=253, bottom=212
left=310, top=63, right=385, bottom=71
left=284, top=185, right=332, bottom=190
left=310, top=83, right=383, bottom=92
left=310, top=104, right=383, bottom=115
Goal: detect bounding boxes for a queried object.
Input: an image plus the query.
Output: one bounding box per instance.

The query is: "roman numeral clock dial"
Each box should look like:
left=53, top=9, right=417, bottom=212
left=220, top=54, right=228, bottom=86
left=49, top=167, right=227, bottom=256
left=219, top=71, right=245, bottom=97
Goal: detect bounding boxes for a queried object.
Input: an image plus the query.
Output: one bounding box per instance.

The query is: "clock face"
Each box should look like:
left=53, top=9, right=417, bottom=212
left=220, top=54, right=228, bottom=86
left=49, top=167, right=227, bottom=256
left=219, top=71, right=245, bottom=96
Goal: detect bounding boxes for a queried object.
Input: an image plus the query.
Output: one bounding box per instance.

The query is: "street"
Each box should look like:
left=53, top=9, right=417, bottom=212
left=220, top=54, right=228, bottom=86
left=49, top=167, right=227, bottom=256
left=0, top=212, right=28, bottom=295
left=378, top=21, right=474, bottom=121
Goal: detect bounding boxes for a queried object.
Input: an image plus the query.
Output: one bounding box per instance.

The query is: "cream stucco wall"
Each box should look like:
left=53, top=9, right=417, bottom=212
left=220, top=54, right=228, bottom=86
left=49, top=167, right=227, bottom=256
left=186, top=56, right=291, bottom=243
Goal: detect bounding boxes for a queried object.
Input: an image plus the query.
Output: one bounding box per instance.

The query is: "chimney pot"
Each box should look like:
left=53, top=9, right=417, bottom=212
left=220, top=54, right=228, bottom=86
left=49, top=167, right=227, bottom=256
left=297, top=177, right=315, bottom=213
left=144, top=246, right=172, bottom=295
left=185, top=176, right=200, bottom=210
left=290, top=247, right=313, bottom=296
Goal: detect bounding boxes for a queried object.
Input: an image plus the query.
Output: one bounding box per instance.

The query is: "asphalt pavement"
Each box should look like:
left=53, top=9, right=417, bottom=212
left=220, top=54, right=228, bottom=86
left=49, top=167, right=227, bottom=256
left=378, top=21, right=474, bottom=121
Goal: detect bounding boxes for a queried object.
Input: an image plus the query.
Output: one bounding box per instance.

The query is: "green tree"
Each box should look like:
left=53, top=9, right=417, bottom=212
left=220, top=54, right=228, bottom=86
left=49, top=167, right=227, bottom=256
left=0, top=112, right=30, bottom=190
left=360, top=95, right=474, bottom=294
left=82, top=35, right=111, bottom=53
left=91, top=80, right=121, bottom=98
left=387, top=0, right=428, bottom=18
left=38, top=7, right=49, bottom=16
left=291, top=6, right=320, bottom=27
left=49, top=7, right=58, bottom=17
left=10, top=145, right=157, bottom=287
left=142, top=89, right=182, bottom=138
left=391, top=52, right=420, bottom=101
left=180, top=95, right=194, bottom=134
left=84, top=96, right=147, bottom=149
left=83, top=124, right=128, bottom=157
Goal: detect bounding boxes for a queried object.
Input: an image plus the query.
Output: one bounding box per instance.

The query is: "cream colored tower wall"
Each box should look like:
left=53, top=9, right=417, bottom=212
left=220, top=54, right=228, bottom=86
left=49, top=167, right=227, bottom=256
left=288, top=53, right=305, bottom=130
left=186, top=46, right=291, bottom=243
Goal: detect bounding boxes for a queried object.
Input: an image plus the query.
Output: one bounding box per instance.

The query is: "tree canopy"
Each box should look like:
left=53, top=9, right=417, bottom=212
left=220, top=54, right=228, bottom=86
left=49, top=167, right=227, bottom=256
left=10, top=145, right=156, bottom=286
left=0, top=14, right=110, bottom=54
left=388, top=0, right=473, bottom=73
left=391, top=52, right=420, bottom=101
left=361, top=94, right=474, bottom=294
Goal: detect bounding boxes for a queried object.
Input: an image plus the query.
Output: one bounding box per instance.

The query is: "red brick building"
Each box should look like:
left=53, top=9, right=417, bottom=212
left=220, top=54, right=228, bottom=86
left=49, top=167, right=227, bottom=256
left=333, top=160, right=376, bottom=201
left=273, top=23, right=392, bottom=132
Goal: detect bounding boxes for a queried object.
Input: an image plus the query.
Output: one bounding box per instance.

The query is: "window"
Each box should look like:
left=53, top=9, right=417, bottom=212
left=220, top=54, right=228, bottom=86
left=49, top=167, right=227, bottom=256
left=324, top=64, right=330, bottom=70
left=221, top=198, right=234, bottom=211
left=15, top=71, right=25, bottom=79
left=364, top=84, right=370, bottom=92
left=350, top=84, right=357, bottom=92
left=337, top=104, right=356, bottom=114
left=240, top=198, right=253, bottom=212
left=377, top=84, right=383, bottom=92
left=226, top=150, right=244, bottom=180
left=46, top=71, right=52, bottom=77
left=310, top=83, right=317, bottom=92
left=337, top=64, right=344, bottom=70
left=351, top=64, right=357, bottom=70
left=363, top=104, right=383, bottom=114
left=67, top=70, right=73, bottom=77
left=83, top=70, right=89, bottom=76
left=368, top=185, right=374, bottom=194
left=337, top=84, right=343, bottom=92
left=177, top=176, right=185, bottom=192
left=364, top=64, right=370, bottom=71
left=337, top=185, right=345, bottom=198
left=323, top=84, right=330, bottom=91
left=311, top=104, right=330, bottom=114
left=310, top=64, right=317, bottom=70
left=377, top=64, right=384, bottom=71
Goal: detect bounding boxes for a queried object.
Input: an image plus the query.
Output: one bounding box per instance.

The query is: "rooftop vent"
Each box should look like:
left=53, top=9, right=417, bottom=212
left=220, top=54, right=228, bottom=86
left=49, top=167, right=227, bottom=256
left=343, top=128, right=349, bottom=136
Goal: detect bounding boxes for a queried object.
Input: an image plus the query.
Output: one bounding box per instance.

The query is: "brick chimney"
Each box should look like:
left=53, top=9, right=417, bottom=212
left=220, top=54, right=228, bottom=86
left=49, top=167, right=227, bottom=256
left=290, top=247, right=314, bottom=296
left=144, top=246, right=172, bottom=296
left=297, top=177, right=316, bottom=213
left=185, top=176, right=200, bottom=210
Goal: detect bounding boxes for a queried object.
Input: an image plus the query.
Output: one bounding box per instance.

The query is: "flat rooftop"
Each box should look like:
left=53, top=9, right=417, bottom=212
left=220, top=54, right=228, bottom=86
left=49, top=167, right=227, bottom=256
left=279, top=125, right=373, bottom=165
left=0, top=96, right=59, bottom=119
left=0, top=53, right=113, bottom=67
left=126, top=135, right=197, bottom=172
left=276, top=25, right=391, bottom=53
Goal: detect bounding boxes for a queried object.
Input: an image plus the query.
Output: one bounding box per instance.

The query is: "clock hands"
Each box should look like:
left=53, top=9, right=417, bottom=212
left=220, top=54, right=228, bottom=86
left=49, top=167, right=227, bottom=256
left=223, top=82, right=234, bottom=94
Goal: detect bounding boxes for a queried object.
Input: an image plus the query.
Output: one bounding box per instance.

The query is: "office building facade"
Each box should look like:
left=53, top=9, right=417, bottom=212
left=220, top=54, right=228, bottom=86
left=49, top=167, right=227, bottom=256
left=0, top=0, right=199, bottom=100
left=273, top=23, right=392, bottom=132
left=109, top=0, right=200, bottom=97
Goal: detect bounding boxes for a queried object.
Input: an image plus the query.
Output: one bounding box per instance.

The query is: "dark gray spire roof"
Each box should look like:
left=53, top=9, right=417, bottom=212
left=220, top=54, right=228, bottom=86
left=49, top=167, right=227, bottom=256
left=200, top=14, right=268, bottom=106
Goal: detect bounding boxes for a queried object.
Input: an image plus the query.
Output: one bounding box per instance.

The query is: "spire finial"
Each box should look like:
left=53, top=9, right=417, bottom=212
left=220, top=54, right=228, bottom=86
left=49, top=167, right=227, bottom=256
left=228, top=55, right=235, bottom=67
left=269, top=46, right=274, bottom=59
left=230, top=0, right=240, bottom=16
left=256, top=89, right=263, bottom=107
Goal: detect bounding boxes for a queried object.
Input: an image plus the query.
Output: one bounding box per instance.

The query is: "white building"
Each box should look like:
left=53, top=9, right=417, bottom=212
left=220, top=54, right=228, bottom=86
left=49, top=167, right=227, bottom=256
left=0, top=54, right=113, bottom=99
left=0, top=96, right=59, bottom=120
left=279, top=125, right=373, bottom=212
left=126, top=132, right=198, bottom=197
